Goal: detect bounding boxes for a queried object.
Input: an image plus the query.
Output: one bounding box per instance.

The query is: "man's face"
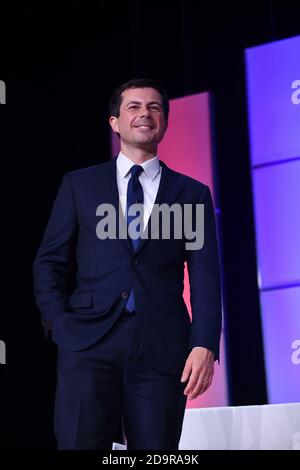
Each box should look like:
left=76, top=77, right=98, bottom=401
left=109, top=87, right=168, bottom=151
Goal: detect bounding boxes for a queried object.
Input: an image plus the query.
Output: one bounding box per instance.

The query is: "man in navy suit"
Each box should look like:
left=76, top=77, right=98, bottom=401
left=33, top=78, right=222, bottom=450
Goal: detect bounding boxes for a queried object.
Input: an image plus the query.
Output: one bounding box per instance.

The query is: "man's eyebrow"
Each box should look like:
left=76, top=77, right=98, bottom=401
left=125, top=100, right=162, bottom=106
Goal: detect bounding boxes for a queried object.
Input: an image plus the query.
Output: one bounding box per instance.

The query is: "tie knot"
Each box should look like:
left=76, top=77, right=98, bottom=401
left=130, top=165, right=143, bottom=179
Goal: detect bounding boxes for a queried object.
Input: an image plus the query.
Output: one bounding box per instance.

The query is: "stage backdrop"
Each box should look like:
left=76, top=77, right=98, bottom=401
left=246, top=35, right=300, bottom=403
left=111, top=91, right=228, bottom=408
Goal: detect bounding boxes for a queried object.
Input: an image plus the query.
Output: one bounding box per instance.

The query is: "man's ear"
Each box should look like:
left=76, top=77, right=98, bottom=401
left=109, top=116, right=119, bottom=133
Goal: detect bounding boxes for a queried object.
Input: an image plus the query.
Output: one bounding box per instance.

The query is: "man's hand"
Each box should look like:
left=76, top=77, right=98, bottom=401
left=180, top=347, right=214, bottom=400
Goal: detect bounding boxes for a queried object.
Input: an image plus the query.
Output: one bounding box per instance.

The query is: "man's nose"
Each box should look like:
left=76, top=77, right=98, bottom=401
left=139, top=107, right=151, bottom=117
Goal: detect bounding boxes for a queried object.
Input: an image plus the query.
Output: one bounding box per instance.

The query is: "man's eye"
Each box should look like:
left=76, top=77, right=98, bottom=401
left=128, top=105, right=137, bottom=109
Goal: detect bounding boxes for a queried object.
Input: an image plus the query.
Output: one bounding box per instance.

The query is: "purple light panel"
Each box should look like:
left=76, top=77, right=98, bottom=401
left=246, top=36, right=300, bottom=404
left=246, top=36, right=300, bottom=165
left=260, top=287, right=300, bottom=403
left=252, top=160, right=300, bottom=289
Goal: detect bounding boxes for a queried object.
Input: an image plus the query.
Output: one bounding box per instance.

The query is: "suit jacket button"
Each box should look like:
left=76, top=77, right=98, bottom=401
left=121, top=291, right=128, bottom=299
left=132, top=258, right=138, bottom=266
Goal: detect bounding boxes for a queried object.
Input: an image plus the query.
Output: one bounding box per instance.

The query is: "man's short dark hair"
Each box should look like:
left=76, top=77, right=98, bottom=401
left=109, top=78, right=169, bottom=120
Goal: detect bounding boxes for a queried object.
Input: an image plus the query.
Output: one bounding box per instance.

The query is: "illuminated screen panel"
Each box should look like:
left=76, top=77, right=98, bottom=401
left=112, top=92, right=228, bottom=408
left=246, top=36, right=300, bottom=404
left=260, top=287, right=300, bottom=403
left=252, top=160, right=300, bottom=289
left=158, top=93, right=215, bottom=196
left=246, top=35, right=300, bottom=165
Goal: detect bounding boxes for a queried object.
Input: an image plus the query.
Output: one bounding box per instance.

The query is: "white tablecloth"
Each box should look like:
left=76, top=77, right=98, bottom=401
left=179, top=402, right=300, bottom=450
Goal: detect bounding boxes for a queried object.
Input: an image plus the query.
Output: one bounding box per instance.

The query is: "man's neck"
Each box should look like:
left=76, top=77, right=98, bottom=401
left=120, top=145, right=157, bottom=164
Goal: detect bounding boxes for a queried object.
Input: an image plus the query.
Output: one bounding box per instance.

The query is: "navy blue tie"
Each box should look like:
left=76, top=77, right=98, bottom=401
left=125, top=165, right=144, bottom=312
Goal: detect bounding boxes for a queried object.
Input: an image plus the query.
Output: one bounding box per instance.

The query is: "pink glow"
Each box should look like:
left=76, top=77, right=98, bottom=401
left=159, top=93, right=216, bottom=202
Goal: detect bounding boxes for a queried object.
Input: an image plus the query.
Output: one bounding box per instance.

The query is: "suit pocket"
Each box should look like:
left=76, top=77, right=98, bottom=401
left=68, top=290, right=93, bottom=308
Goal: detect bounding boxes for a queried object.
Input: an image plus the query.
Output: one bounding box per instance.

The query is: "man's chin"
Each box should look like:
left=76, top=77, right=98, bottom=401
left=135, top=137, right=156, bottom=146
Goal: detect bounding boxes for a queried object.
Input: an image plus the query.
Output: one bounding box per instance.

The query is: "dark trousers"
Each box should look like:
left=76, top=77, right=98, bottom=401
left=54, top=310, right=187, bottom=450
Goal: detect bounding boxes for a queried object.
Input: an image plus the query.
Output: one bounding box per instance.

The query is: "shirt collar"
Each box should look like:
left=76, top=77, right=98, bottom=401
left=117, top=152, right=161, bottom=181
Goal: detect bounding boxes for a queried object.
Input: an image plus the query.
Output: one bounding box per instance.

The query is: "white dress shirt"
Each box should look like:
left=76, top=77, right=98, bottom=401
left=116, top=152, right=161, bottom=229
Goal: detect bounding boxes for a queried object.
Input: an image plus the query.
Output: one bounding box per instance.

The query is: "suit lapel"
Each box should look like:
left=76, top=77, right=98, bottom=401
left=97, top=158, right=133, bottom=255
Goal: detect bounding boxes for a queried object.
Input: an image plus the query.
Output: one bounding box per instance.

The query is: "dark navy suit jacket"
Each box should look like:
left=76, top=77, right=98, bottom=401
left=33, top=158, right=222, bottom=375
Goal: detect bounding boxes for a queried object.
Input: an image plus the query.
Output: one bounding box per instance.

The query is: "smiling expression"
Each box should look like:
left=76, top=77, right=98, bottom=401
left=109, top=87, right=168, bottom=152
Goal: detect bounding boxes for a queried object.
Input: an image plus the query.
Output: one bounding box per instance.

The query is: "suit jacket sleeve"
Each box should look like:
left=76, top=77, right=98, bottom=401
left=186, top=185, right=222, bottom=361
left=33, top=173, right=78, bottom=336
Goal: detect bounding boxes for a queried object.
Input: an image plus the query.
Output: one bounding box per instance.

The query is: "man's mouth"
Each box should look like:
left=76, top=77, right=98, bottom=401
left=134, top=125, right=154, bottom=130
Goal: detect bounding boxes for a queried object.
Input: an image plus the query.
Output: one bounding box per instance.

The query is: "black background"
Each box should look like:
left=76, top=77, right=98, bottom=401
left=1, top=1, right=299, bottom=449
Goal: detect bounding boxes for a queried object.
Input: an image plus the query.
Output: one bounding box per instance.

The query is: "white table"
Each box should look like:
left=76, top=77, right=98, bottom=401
left=179, top=402, right=300, bottom=450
